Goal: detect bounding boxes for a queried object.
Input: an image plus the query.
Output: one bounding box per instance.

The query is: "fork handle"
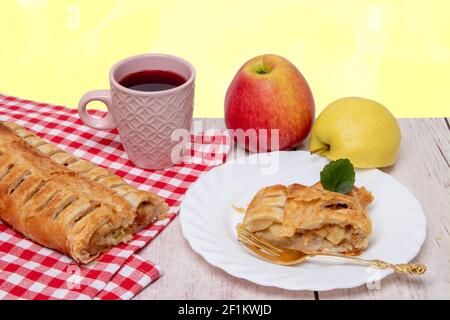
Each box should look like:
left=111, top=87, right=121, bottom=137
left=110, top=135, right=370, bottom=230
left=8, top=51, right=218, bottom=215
left=308, top=253, right=426, bottom=275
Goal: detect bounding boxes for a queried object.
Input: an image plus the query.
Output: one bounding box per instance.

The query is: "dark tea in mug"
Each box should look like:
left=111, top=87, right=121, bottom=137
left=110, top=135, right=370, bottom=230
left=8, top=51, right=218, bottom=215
left=119, top=70, right=187, bottom=92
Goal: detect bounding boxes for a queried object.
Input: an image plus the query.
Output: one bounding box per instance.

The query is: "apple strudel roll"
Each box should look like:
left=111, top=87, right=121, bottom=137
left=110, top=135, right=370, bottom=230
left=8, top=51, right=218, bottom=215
left=0, top=122, right=168, bottom=264
left=238, top=182, right=373, bottom=255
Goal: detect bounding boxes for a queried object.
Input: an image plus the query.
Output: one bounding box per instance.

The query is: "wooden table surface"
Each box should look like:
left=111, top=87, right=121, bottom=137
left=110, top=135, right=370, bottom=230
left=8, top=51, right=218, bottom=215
left=135, top=118, right=450, bottom=300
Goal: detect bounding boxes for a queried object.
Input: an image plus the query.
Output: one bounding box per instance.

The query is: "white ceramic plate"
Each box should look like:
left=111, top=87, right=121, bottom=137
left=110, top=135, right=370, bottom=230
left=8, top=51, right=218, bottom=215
left=180, top=151, right=427, bottom=291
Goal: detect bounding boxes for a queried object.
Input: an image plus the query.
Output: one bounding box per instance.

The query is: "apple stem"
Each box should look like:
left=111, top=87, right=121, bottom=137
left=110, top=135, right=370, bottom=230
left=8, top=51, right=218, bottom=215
left=310, top=145, right=330, bottom=155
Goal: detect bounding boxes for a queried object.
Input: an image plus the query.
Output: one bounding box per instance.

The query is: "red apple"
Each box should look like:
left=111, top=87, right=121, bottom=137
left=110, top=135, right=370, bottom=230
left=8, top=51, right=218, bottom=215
left=225, top=54, right=315, bottom=152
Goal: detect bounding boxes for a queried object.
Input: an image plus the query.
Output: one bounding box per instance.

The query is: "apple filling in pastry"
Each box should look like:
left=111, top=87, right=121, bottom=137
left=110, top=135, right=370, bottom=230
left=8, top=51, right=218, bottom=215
left=0, top=122, right=168, bottom=264
left=238, top=182, right=373, bottom=255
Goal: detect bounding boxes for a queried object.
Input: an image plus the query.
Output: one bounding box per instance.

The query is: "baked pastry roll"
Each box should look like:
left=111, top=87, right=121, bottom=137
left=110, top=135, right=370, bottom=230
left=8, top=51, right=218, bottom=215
left=0, top=122, right=168, bottom=264
left=238, top=182, right=373, bottom=255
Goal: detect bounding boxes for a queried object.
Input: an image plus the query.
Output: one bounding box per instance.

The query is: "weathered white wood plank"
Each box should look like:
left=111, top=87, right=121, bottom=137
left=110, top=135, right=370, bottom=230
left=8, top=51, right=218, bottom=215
left=135, top=118, right=449, bottom=300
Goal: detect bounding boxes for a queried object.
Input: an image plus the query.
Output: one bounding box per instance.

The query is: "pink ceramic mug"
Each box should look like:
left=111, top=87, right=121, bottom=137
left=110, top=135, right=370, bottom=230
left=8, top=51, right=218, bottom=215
left=78, top=54, right=195, bottom=169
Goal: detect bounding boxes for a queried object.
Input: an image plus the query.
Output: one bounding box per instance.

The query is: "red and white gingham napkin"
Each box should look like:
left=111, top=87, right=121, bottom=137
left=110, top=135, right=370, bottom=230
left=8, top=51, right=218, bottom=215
left=0, top=94, right=231, bottom=300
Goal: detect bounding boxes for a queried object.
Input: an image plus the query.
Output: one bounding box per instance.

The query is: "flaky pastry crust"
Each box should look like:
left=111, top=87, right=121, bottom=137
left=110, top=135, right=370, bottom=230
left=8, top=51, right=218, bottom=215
left=0, top=122, right=168, bottom=263
left=238, top=182, right=373, bottom=255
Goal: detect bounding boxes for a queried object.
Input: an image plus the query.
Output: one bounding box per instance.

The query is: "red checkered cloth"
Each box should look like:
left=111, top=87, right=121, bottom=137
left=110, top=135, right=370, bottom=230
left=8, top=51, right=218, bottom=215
left=0, top=94, right=231, bottom=300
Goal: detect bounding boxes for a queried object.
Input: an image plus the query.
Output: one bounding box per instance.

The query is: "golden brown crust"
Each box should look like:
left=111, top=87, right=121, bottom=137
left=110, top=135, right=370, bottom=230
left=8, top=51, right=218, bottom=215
left=240, top=182, right=373, bottom=255
left=0, top=122, right=168, bottom=263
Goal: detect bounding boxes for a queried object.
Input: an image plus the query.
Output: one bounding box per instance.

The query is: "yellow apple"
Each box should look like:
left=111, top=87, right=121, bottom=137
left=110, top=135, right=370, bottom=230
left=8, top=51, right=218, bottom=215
left=309, top=97, right=401, bottom=168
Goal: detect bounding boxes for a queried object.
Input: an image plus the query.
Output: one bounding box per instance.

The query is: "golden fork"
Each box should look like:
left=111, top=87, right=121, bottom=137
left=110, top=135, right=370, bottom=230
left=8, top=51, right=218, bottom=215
left=238, top=229, right=426, bottom=275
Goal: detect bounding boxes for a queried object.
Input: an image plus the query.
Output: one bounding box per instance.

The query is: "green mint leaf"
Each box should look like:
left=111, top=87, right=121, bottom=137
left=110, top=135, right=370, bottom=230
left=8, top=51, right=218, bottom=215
left=320, top=159, right=355, bottom=194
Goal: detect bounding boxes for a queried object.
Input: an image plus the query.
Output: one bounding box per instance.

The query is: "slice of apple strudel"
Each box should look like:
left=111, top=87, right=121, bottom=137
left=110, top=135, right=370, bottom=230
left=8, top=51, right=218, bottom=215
left=238, top=182, right=373, bottom=255
left=0, top=122, right=168, bottom=264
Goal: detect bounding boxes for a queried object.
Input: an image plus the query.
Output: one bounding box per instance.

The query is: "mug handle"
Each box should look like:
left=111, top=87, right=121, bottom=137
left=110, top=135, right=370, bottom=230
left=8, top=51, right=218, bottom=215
left=78, top=90, right=116, bottom=130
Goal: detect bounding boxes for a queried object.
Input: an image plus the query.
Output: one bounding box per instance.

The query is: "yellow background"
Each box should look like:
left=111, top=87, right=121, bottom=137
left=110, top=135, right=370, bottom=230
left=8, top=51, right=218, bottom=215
left=1, top=0, right=449, bottom=117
